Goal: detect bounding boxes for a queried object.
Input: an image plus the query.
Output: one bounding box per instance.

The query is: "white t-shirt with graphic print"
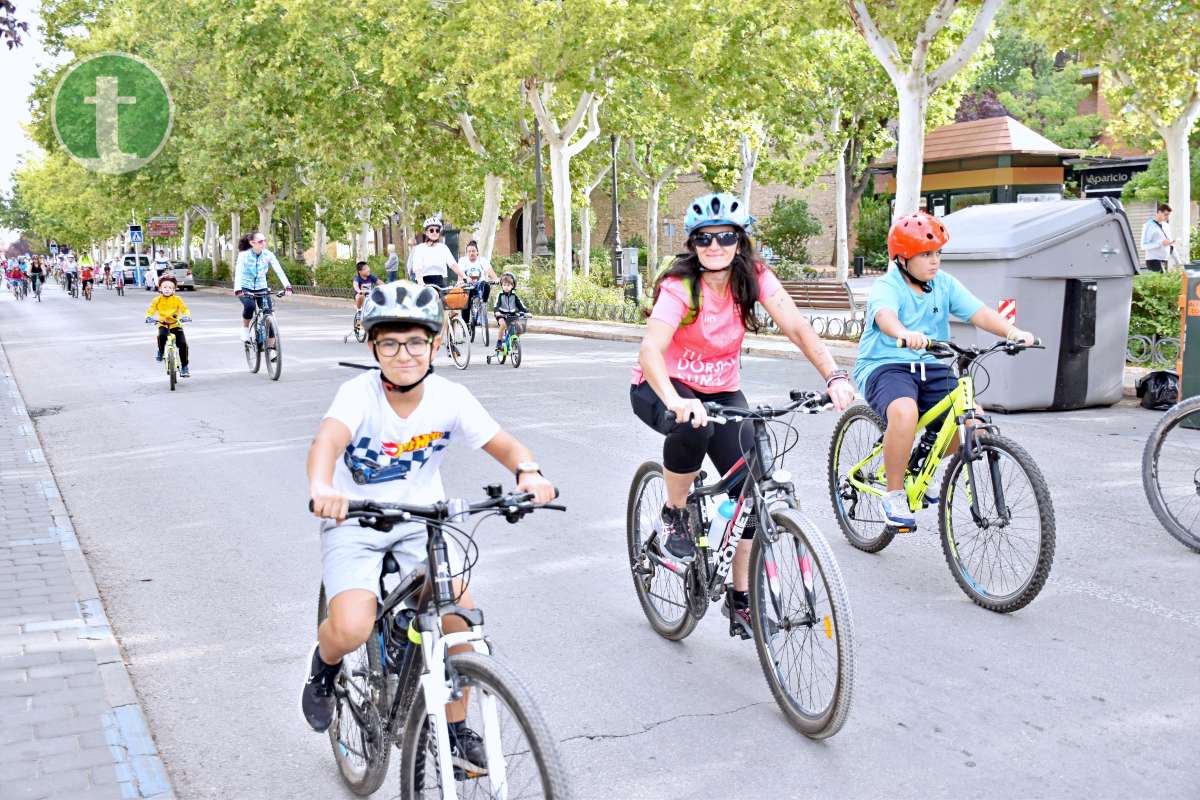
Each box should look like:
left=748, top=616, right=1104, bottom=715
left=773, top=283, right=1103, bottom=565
left=323, top=371, right=500, bottom=506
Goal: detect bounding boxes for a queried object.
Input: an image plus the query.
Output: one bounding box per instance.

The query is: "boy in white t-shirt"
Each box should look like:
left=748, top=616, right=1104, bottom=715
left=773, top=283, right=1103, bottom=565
left=303, top=280, right=555, bottom=770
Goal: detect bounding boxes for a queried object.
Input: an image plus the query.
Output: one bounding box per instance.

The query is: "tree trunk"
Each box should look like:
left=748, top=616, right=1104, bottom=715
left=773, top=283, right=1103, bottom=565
left=477, top=174, right=503, bottom=260
left=182, top=212, right=192, bottom=264
left=739, top=133, right=758, bottom=211
left=892, top=75, right=928, bottom=218
left=646, top=179, right=664, bottom=281
left=522, top=196, right=533, bottom=266
left=314, top=203, right=326, bottom=269
left=834, top=147, right=850, bottom=282
left=546, top=143, right=573, bottom=301
left=1162, top=118, right=1195, bottom=261
left=230, top=212, right=241, bottom=264
left=579, top=203, right=592, bottom=278
left=258, top=198, right=275, bottom=239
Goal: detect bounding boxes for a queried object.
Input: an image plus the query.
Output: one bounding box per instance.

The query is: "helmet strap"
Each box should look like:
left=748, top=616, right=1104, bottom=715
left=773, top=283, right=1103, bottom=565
left=895, top=257, right=933, bottom=294
left=379, top=364, right=434, bottom=393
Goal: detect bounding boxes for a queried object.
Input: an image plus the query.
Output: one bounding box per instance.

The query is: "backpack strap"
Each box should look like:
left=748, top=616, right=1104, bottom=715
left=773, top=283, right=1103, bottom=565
left=644, top=268, right=702, bottom=326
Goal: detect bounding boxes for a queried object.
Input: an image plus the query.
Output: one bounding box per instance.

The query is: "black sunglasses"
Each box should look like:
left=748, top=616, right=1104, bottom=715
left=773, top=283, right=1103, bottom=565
left=425, top=226, right=441, bottom=233
left=691, top=231, right=740, bottom=248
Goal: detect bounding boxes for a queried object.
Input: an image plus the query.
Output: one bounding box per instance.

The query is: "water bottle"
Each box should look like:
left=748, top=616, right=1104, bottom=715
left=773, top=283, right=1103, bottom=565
left=908, top=428, right=939, bottom=474
left=707, top=499, right=736, bottom=544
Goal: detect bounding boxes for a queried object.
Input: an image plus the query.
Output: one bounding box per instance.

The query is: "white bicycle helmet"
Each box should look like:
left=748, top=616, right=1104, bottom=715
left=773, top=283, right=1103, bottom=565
left=422, top=215, right=443, bottom=231
left=362, top=280, right=443, bottom=335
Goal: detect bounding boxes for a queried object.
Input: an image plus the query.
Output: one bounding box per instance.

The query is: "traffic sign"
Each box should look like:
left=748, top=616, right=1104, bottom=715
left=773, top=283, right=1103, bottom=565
left=128, top=225, right=143, bottom=244
left=147, top=217, right=179, bottom=238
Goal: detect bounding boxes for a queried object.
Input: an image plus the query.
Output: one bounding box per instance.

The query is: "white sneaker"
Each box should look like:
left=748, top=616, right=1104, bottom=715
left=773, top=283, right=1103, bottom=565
left=881, top=490, right=916, bottom=528
left=241, top=329, right=251, bottom=343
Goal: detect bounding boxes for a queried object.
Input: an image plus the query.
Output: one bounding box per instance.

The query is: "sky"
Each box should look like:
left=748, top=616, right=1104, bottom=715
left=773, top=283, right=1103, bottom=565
left=1, top=3, right=57, bottom=247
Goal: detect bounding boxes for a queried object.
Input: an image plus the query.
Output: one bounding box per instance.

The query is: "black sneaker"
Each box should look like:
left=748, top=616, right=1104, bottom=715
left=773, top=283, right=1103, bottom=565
left=449, top=723, right=489, bottom=779
left=300, top=644, right=340, bottom=733
left=659, top=504, right=695, bottom=566
left=722, top=593, right=753, bottom=640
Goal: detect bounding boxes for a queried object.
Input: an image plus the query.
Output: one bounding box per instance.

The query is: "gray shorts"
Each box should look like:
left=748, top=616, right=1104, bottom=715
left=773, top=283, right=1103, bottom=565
left=320, top=520, right=465, bottom=601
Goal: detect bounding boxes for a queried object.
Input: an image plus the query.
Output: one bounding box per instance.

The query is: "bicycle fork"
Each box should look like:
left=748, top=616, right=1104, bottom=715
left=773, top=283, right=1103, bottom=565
left=961, top=430, right=1010, bottom=528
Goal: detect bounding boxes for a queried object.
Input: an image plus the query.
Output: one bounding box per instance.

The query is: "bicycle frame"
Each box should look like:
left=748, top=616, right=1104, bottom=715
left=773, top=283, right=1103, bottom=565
left=844, top=369, right=1008, bottom=523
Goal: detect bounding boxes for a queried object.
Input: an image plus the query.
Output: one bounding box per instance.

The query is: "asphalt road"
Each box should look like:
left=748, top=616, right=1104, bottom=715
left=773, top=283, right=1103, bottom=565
left=2, top=282, right=1197, bottom=799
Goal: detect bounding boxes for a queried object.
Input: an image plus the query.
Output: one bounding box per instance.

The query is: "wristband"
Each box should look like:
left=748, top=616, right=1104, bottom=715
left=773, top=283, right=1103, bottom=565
left=825, top=369, right=850, bottom=388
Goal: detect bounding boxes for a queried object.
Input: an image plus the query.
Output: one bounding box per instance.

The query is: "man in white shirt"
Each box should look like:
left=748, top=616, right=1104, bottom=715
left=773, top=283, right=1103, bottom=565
left=1141, top=203, right=1176, bottom=272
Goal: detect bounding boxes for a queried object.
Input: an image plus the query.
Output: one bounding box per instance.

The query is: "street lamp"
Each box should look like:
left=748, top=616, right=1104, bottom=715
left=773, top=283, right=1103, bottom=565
left=533, top=123, right=551, bottom=257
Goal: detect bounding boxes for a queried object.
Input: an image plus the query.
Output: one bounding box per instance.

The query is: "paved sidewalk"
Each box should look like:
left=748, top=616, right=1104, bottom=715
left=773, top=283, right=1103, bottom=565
left=0, top=343, right=173, bottom=799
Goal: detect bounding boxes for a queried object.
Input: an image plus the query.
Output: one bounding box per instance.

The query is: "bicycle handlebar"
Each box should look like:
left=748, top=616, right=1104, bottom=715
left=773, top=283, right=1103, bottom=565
left=663, top=390, right=830, bottom=427
left=309, top=486, right=564, bottom=527
left=895, top=337, right=1042, bottom=357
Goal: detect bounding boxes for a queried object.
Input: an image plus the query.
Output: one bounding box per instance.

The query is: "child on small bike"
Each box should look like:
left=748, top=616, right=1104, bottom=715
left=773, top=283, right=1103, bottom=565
left=305, top=280, right=556, bottom=772
left=352, top=261, right=380, bottom=309
left=80, top=264, right=95, bottom=297
left=853, top=211, right=1035, bottom=530
left=459, top=240, right=499, bottom=322
left=492, top=271, right=529, bottom=355
left=144, top=275, right=192, bottom=377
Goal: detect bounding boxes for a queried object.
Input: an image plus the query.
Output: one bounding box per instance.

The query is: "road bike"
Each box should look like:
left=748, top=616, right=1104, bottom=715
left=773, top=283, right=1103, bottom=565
left=1142, top=394, right=1200, bottom=553
left=439, top=287, right=471, bottom=370
left=627, top=390, right=855, bottom=739
left=314, top=487, right=571, bottom=799
left=243, top=289, right=286, bottom=381
left=466, top=282, right=494, bottom=347
left=828, top=338, right=1056, bottom=613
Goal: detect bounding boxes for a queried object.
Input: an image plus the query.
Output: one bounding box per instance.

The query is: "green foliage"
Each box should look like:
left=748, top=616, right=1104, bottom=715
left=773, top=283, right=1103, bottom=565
left=315, top=259, right=359, bottom=289
left=770, top=259, right=820, bottom=280
left=757, top=197, right=822, bottom=263
left=266, top=258, right=313, bottom=289
left=855, top=194, right=891, bottom=266
left=1129, top=271, right=1181, bottom=338
left=1192, top=225, right=1200, bottom=263
left=1122, top=152, right=1200, bottom=203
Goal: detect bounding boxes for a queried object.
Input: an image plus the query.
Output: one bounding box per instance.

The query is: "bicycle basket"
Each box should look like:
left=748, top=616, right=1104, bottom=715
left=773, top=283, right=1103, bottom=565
left=511, top=317, right=528, bottom=335
left=443, top=288, right=469, bottom=310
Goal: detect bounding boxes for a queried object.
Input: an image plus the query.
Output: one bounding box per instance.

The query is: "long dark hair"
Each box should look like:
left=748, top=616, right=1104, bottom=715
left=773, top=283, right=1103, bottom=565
left=647, top=230, right=766, bottom=333
left=238, top=234, right=252, bottom=252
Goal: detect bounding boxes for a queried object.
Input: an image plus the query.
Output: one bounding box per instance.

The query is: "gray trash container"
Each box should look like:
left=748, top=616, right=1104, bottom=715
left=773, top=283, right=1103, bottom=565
left=940, top=198, right=1139, bottom=411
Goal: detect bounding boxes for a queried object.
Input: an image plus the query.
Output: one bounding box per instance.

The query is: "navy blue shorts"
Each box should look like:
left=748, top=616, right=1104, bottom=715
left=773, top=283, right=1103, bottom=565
left=864, top=362, right=956, bottom=426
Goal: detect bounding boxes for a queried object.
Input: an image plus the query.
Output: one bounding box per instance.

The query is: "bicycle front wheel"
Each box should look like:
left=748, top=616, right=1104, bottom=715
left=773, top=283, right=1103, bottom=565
left=353, top=311, right=367, bottom=343
left=940, top=433, right=1055, bottom=612
left=1142, top=396, right=1200, bottom=552
left=827, top=404, right=894, bottom=552
left=625, top=461, right=698, bottom=640
left=317, top=585, right=391, bottom=795
left=510, top=337, right=522, bottom=368
left=167, top=349, right=177, bottom=392
left=265, top=315, right=283, bottom=380
left=448, top=317, right=470, bottom=370
left=398, top=652, right=571, bottom=800
left=469, top=297, right=482, bottom=343
left=245, top=324, right=262, bottom=373
left=749, top=509, right=855, bottom=739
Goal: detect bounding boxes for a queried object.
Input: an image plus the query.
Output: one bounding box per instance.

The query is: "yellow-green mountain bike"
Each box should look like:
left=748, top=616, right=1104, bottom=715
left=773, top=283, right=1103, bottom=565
left=828, top=339, right=1055, bottom=613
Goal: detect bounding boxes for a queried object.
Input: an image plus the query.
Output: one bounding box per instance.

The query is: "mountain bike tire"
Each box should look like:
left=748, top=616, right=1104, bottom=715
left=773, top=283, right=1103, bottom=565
left=939, top=433, right=1055, bottom=612
left=167, top=348, right=177, bottom=392
left=398, top=652, right=571, bottom=800
left=626, top=461, right=699, bottom=641
left=265, top=316, right=283, bottom=380
left=317, top=585, right=391, bottom=795
left=1142, top=395, right=1200, bottom=552
left=827, top=404, right=895, bottom=552
left=749, top=508, right=855, bottom=739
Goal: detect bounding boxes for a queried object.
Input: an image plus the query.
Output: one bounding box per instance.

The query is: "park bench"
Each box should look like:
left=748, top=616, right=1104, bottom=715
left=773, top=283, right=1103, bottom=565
left=780, top=280, right=864, bottom=321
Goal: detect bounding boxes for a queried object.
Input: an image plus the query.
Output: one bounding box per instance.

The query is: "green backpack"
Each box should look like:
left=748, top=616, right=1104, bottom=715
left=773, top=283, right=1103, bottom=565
left=645, top=264, right=702, bottom=326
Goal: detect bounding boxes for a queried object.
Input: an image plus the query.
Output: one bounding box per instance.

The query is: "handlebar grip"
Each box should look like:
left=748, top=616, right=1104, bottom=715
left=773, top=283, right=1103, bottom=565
left=819, top=392, right=832, bottom=406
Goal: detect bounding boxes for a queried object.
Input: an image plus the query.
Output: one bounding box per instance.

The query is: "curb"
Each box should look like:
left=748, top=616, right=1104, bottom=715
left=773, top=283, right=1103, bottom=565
left=0, top=342, right=176, bottom=799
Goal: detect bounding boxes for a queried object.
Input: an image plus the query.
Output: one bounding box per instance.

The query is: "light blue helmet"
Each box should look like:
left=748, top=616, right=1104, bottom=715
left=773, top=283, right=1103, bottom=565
left=683, top=192, right=753, bottom=236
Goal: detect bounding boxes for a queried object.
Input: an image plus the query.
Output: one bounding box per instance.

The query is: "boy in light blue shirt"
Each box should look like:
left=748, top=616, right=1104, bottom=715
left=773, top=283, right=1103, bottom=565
left=855, top=212, right=1036, bottom=529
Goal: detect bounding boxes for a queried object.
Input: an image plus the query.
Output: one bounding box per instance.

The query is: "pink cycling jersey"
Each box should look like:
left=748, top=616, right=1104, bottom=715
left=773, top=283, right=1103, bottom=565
left=631, top=266, right=782, bottom=393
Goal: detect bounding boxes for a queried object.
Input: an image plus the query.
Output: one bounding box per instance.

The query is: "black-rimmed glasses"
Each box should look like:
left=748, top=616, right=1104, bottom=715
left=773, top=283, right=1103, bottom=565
left=374, top=336, right=433, bottom=357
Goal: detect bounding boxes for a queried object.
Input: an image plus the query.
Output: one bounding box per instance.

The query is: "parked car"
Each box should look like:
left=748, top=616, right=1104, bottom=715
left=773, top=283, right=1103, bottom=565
left=121, top=254, right=151, bottom=286
left=168, top=261, right=196, bottom=291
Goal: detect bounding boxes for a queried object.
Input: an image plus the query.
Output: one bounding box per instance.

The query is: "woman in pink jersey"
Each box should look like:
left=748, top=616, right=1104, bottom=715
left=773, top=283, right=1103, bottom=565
left=631, top=192, right=856, bottom=637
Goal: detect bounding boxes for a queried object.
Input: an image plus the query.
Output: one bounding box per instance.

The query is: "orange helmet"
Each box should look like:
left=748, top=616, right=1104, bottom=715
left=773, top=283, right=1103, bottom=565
left=887, top=212, right=949, bottom=260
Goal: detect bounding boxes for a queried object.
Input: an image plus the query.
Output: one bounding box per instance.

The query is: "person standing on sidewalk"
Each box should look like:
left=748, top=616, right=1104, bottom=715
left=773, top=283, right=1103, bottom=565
left=1141, top=203, right=1177, bottom=272
left=384, top=244, right=399, bottom=283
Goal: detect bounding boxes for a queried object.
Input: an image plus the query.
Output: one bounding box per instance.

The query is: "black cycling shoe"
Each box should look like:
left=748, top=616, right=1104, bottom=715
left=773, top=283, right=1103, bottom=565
left=659, top=504, right=695, bottom=566
left=722, top=593, right=753, bottom=640
left=449, top=724, right=489, bottom=779
left=300, top=644, right=340, bottom=733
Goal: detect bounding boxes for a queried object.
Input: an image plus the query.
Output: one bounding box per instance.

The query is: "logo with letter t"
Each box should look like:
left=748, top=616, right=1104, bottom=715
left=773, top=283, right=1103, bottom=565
left=52, top=52, right=174, bottom=175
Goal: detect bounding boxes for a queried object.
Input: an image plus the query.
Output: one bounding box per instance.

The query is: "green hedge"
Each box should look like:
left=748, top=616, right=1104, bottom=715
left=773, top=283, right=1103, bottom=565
left=1130, top=270, right=1181, bottom=339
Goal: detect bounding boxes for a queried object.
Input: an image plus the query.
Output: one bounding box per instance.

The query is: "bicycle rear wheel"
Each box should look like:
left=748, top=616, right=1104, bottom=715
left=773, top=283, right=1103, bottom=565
left=939, top=433, right=1055, bottom=612
left=448, top=316, right=470, bottom=370
left=317, top=585, right=391, bottom=795
left=265, top=316, right=283, bottom=380
left=398, top=652, right=570, bottom=799
left=510, top=337, right=522, bottom=368
left=749, top=508, right=855, bottom=739
left=626, top=461, right=698, bottom=640
left=827, top=405, right=894, bottom=552
left=1142, top=396, right=1200, bottom=552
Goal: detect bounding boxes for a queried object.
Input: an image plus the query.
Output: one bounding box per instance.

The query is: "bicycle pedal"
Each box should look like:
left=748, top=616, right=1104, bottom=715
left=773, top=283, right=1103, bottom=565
left=885, top=524, right=916, bottom=535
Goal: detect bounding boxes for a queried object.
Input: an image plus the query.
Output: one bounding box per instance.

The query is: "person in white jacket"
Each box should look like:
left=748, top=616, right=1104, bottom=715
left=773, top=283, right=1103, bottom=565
left=1141, top=203, right=1176, bottom=272
left=234, top=231, right=293, bottom=342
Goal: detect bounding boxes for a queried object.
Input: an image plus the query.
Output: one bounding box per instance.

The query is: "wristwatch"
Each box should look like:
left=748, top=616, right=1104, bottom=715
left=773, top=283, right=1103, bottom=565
left=515, top=461, right=542, bottom=480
